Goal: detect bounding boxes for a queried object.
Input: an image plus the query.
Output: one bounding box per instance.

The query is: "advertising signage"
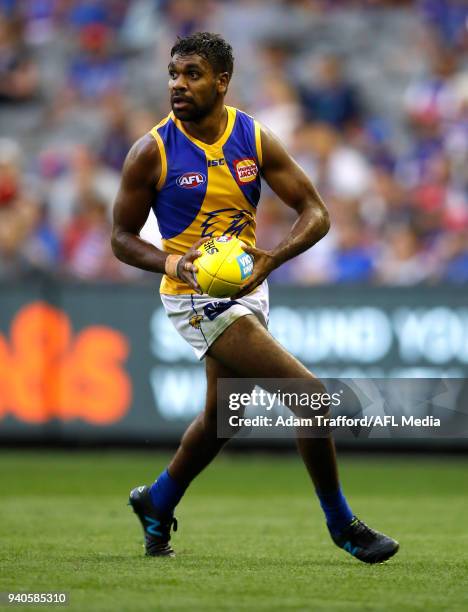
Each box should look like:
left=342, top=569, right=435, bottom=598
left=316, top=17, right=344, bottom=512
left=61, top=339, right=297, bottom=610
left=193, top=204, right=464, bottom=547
left=1, top=280, right=467, bottom=447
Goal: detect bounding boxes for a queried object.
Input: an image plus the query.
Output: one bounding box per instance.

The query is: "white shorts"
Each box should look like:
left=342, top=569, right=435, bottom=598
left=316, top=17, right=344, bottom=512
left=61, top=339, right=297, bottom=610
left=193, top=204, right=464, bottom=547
left=160, top=281, right=269, bottom=360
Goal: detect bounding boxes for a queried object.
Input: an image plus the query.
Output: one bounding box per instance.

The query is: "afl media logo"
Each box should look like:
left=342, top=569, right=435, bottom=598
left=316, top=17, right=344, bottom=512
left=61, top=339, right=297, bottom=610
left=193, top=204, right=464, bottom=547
left=177, top=172, right=206, bottom=188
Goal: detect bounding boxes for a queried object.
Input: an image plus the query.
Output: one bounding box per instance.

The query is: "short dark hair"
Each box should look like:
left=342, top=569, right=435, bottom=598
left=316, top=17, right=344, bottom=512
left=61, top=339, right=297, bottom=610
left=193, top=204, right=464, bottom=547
left=170, top=32, right=234, bottom=79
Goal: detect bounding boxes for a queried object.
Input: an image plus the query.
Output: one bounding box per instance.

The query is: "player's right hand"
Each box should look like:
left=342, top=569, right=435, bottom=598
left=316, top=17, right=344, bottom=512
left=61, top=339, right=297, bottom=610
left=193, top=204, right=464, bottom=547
left=176, top=239, right=207, bottom=294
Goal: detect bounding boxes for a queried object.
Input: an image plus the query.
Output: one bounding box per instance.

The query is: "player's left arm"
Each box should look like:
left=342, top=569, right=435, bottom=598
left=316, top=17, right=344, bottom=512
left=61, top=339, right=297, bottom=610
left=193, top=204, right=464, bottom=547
left=234, top=125, right=330, bottom=298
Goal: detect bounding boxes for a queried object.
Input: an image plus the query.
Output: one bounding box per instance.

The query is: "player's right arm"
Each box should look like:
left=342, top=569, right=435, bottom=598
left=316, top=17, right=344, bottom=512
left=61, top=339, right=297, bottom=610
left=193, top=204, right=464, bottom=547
left=111, top=134, right=202, bottom=291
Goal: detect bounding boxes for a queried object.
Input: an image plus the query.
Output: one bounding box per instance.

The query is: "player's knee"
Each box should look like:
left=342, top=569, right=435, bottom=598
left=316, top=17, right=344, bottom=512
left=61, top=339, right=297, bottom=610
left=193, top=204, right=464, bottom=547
left=283, top=376, right=330, bottom=418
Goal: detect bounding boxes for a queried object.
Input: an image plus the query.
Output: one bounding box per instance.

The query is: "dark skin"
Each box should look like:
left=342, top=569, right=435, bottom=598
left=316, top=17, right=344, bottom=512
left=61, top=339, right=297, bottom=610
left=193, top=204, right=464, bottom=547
left=112, top=53, right=330, bottom=294
left=112, top=52, right=340, bottom=498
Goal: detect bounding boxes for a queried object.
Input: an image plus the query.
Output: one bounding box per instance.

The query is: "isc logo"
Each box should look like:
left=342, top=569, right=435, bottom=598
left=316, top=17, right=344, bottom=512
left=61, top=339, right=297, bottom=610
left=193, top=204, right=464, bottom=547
left=207, top=158, right=225, bottom=167
left=177, top=172, right=206, bottom=188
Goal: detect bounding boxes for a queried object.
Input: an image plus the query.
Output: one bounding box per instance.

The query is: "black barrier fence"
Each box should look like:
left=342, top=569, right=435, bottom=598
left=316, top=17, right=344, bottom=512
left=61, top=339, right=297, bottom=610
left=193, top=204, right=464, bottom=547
left=1, top=278, right=467, bottom=449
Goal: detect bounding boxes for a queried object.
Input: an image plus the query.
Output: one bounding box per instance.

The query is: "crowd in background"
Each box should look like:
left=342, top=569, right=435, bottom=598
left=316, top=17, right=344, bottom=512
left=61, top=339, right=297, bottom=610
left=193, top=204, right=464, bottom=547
left=0, top=0, right=467, bottom=285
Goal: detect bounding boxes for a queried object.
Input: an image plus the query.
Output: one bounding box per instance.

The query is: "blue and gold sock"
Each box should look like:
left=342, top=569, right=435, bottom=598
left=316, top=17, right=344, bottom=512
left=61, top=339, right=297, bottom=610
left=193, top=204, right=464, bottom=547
left=316, top=487, right=354, bottom=535
left=149, top=469, right=186, bottom=516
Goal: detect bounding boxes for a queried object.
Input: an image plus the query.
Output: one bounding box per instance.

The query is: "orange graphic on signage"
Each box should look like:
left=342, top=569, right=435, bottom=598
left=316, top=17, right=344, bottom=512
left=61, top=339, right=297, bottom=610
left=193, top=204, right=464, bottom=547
left=0, top=302, right=132, bottom=425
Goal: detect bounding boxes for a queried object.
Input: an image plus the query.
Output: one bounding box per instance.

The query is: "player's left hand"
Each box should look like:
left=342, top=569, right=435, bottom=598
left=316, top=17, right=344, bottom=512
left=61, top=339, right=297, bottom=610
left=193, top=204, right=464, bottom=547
left=176, top=238, right=208, bottom=294
left=231, top=245, right=277, bottom=299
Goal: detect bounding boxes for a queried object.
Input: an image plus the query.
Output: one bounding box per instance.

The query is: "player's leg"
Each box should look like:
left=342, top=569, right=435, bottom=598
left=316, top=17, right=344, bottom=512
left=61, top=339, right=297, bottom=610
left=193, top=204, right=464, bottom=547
left=167, top=355, right=247, bottom=486
left=208, top=315, right=341, bottom=493
left=208, top=314, right=399, bottom=563
left=128, top=356, right=247, bottom=556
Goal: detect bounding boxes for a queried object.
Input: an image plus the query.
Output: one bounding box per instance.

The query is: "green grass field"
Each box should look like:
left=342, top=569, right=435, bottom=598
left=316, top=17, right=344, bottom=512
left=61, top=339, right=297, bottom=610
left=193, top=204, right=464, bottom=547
left=1, top=451, right=467, bottom=611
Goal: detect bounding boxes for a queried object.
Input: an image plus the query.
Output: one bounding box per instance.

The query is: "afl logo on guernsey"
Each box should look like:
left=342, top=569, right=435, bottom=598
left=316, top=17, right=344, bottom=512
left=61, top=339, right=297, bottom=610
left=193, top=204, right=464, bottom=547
left=177, top=172, right=206, bottom=188
left=234, top=158, right=258, bottom=184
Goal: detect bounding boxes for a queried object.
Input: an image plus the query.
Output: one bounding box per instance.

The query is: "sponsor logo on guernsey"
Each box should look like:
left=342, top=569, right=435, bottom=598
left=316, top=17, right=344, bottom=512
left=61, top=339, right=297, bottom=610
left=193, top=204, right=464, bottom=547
left=216, top=235, right=232, bottom=243
left=236, top=253, right=254, bottom=279
left=177, top=172, right=206, bottom=188
left=234, top=158, right=258, bottom=184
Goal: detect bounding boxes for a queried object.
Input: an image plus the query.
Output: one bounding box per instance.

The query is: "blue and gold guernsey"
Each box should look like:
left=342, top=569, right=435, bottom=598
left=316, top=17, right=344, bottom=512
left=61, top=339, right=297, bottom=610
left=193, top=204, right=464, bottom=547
left=150, top=105, right=262, bottom=294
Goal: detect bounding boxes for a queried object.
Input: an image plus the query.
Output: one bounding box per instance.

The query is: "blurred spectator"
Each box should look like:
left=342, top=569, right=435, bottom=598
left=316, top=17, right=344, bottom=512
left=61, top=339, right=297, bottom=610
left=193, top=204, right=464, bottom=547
left=253, top=75, right=302, bottom=147
left=0, top=139, right=41, bottom=277
left=418, top=0, right=468, bottom=49
left=397, top=111, right=444, bottom=189
left=298, top=54, right=363, bottom=131
left=437, top=230, right=468, bottom=283
left=65, top=23, right=124, bottom=103
left=119, top=0, right=160, bottom=51
left=99, top=95, right=158, bottom=171
left=0, top=14, right=39, bottom=103
left=376, top=225, right=433, bottom=285
left=67, top=1, right=109, bottom=29
left=404, top=47, right=459, bottom=126
left=361, top=168, right=414, bottom=229
left=412, top=152, right=467, bottom=236
left=23, top=0, right=59, bottom=46
left=21, top=203, right=61, bottom=272
left=289, top=230, right=337, bottom=285
left=302, top=122, right=372, bottom=199
left=256, top=191, right=297, bottom=253
left=0, top=1, right=466, bottom=285
left=330, top=219, right=375, bottom=283
left=47, top=144, right=120, bottom=232
left=63, top=0, right=128, bottom=32
left=62, top=190, right=126, bottom=280
left=163, top=0, right=215, bottom=38
left=99, top=94, right=133, bottom=171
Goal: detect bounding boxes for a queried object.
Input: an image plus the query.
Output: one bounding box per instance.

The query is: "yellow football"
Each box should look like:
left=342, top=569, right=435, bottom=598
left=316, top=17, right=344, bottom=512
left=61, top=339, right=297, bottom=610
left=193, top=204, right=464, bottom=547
left=195, top=236, right=254, bottom=297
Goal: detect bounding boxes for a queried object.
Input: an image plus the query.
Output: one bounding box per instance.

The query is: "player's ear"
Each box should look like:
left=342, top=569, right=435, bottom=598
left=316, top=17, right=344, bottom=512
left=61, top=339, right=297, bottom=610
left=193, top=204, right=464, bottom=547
left=217, top=72, right=230, bottom=94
